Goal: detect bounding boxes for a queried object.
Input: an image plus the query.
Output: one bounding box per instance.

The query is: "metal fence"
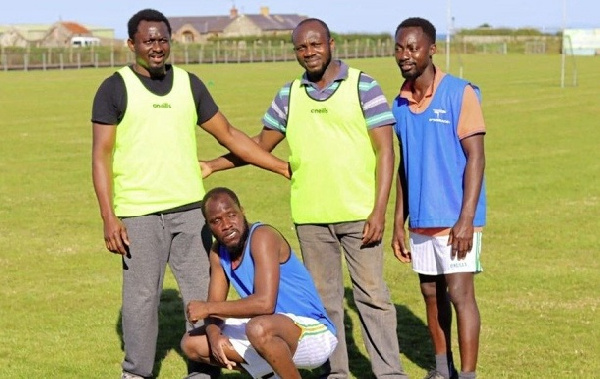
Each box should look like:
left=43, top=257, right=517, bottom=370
left=0, top=39, right=395, bottom=71
left=0, top=36, right=564, bottom=71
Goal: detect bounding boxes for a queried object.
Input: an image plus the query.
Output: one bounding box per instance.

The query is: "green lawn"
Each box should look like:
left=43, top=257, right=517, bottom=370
left=0, top=54, right=598, bottom=378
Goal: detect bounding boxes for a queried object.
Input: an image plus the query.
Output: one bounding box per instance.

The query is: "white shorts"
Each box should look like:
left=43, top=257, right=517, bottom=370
left=222, top=314, right=337, bottom=379
left=410, top=232, right=483, bottom=275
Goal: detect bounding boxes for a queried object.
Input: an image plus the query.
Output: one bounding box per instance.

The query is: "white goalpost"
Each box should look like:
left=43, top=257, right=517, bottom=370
left=560, top=34, right=578, bottom=88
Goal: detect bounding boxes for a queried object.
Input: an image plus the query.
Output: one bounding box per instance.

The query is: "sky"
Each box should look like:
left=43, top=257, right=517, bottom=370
left=0, top=0, right=597, bottom=39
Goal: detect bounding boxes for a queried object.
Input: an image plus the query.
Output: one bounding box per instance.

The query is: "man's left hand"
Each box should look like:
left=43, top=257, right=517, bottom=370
left=448, top=218, right=474, bottom=260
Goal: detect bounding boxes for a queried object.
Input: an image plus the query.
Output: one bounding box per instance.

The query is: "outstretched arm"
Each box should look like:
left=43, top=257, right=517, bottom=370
left=200, top=115, right=288, bottom=178
left=362, top=124, right=395, bottom=246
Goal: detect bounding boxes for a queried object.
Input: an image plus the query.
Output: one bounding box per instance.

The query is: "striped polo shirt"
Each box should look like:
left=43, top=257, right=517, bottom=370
left=262, top=60, right=395, bottom=132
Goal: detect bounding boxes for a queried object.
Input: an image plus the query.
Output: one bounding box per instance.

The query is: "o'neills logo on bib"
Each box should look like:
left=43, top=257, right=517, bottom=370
left=153, top=102, right=172, bottom=108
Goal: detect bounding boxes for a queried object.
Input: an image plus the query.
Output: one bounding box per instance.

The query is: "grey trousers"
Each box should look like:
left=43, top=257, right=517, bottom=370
left=296, top=221, right=408, bottom=379
left=120, top=209, right=216, bottom=378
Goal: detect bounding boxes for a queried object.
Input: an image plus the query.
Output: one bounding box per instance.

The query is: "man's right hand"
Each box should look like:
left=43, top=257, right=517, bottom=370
left=199, top=160, right=212, bottom=179
left=207, top=329, right=237, bottom=370
left=103, top=214, right=129, bottom=255
left=391, top=227, right=411, bottom=263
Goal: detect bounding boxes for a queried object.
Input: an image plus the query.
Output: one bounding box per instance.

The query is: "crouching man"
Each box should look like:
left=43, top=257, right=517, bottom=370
left=181, top=187, right=337, bottom=379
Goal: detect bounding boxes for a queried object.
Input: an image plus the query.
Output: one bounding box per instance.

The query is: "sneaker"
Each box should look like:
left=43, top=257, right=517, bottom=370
left=423, top=370, right=447, bottom=379
left=121, top=372, right=145, bottom=379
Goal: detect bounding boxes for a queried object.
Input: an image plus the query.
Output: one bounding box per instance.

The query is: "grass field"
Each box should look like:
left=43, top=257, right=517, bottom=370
left=0, top=54, right=598, bottom=378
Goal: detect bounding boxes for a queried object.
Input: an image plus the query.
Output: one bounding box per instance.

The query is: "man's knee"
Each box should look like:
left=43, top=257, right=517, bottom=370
left=181, top=333, right=194, bottom=358
left=181, top=332, right=210, bottom=362
left=246, top=316, right=271, bottom=347
left=420, top=279, right=439, bottom=300
left=447, top=288, right=476, bottom=312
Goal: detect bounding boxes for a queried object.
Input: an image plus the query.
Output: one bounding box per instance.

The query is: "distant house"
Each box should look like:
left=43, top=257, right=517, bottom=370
left=44, top=21, right=95, bottom=47
left=169, top=6, right=307, bottom=44
left=0, top=6, right=303, bottom=48
left=0, top=21, right=116, bottom=48
left=0, top=24, right=49, bottom=48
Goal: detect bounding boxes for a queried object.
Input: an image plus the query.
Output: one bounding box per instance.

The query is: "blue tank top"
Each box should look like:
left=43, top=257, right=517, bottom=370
left=392, top=75, right=486, bottom=228
left=218, top=223, right=336, bottom=334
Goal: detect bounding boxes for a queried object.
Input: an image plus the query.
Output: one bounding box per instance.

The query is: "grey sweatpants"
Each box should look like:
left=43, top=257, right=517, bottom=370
left=296, top=221, right=408, bottom=379
left=120, top=208, right=214, bottom=378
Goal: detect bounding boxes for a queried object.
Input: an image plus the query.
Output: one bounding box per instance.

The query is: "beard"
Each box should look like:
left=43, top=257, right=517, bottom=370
left=305, top=54, right=331, bottom=81
left=399, top=64, right=420, bottom=80
left=147, top=64, right=167, bottom=78
left=224, top=219, right=250, bottom=258
left=401, top=70, right=418, bottom=80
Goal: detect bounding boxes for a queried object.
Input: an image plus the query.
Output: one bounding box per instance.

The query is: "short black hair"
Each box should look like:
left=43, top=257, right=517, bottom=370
left=395, top=17, right=436, bottom=44
left=292, top=18, right=331, bottom=42
left=127, top=8, right=172, bottom=40
left=201, top=187, right=242, bottom=218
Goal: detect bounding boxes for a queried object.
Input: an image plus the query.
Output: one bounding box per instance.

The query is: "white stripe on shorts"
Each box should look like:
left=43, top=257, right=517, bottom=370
left=290, top=315, right=337, bottom=368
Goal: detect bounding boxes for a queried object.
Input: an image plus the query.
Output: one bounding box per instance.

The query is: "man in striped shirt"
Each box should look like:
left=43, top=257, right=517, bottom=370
left=203, top=18, right=408, bottom=378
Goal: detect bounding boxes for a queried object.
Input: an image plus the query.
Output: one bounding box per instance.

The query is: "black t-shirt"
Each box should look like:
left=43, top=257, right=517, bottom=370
left=91, top=64, right=219, bottom=126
